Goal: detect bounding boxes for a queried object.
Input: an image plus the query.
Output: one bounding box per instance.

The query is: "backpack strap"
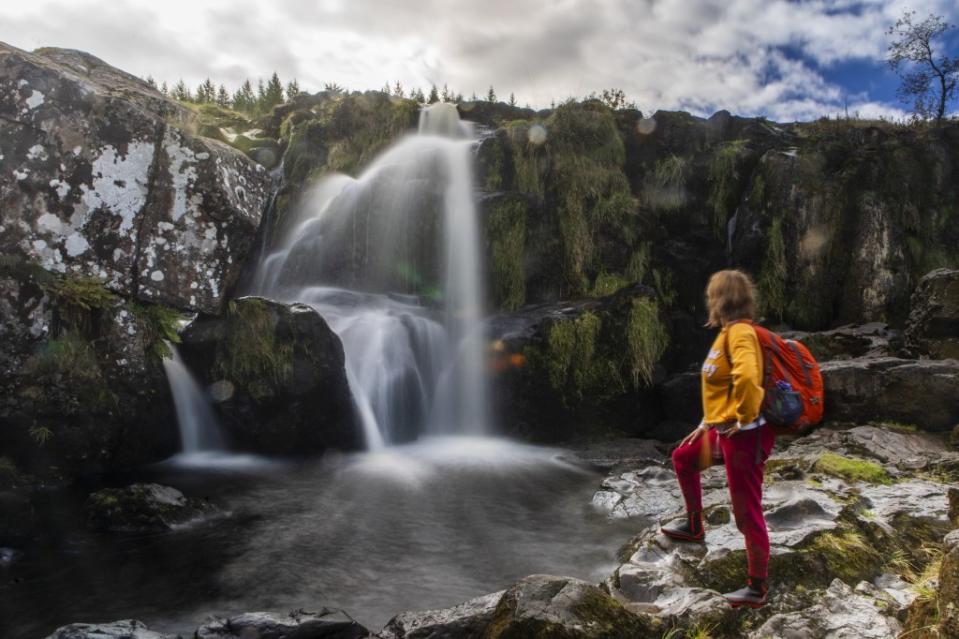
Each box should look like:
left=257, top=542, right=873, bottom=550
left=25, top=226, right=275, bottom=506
left=785, top=340, right=813, bottom=387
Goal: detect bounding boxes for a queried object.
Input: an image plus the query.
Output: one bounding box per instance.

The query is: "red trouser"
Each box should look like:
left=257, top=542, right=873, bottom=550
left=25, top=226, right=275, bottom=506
left=671, top=425, right=776, bottom=578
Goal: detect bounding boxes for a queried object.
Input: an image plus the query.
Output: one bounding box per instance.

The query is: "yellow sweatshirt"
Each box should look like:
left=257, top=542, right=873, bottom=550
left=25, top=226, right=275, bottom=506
left=701, top=322, right=765, bottom=426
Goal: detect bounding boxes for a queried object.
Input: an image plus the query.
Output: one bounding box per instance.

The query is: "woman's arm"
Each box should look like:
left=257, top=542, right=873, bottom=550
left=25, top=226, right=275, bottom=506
left=726, top=323, right=764, bottom=426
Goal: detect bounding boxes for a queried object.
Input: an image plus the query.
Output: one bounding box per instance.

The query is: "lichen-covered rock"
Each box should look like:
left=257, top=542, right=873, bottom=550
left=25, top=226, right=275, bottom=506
left=86, top=483, right=216, bottom=532
left=180, top=296, right=361, bottom=453
left=484, top=574, right=654, bottom=638
left=379, top=591, right=503, bottom=639
left=906, top=268, right=959, bottom=359
left=749, top=579, right=902, bottom=639
left=0, top=42, right=270, bottom=314
left=821, top=357, right=959, bottom=431
left=44, top=619, right=179, bottom=639
left=0, top=261, right=180, bottom=476
left=196, top=609, right=368, bottom=639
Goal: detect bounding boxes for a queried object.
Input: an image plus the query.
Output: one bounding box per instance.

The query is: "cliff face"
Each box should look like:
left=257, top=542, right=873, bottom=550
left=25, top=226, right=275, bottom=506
left=475, top=103, right=959, bottom=331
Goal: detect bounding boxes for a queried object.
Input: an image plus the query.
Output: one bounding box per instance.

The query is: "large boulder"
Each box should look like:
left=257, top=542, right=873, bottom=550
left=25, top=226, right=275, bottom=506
left=196, top=609, right=368, bottom=639
left=821, top=357, right=959, bottom=431
left=0, top=42, right=271, bottom=314
left=907, top=268, right=959, bottom=359
left=180, top=297, right=361, bottom=453
left=85, top=483, right=217, bottom=533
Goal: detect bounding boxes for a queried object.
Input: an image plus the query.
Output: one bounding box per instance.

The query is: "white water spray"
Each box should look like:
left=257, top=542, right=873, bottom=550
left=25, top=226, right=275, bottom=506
left=253, top=103, right=489, bottom=448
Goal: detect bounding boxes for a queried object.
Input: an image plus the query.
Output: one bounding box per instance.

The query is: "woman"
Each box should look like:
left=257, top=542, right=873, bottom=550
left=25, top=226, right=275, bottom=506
left=661, top=269, right=775, bottom=609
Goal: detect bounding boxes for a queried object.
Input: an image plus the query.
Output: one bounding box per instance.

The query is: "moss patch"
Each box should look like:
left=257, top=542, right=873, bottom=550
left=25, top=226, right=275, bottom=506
left=757, top=216, right=787, bottom=321
left=812, top=452, right=893, bottom=485
left=706, top=140, right=749, bottom=239
left=22, top=332, right=118, bottom=411
left=487, top=198, right=528, bottom=310
left=131, top=302, right=184, bottom=360
left=625, top=298, right=669, bottom=387
left=213, top=299, right=292, bottom=400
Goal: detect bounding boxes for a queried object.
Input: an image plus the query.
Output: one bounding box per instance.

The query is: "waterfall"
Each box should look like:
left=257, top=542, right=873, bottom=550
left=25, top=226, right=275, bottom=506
left=162, top=343, right=226, bottom=454
left=253, top=102, right=489, bottom=448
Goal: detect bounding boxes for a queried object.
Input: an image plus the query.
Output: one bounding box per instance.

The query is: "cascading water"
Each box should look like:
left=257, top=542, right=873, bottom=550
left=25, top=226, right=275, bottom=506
left=253, top=102, right=489, bottom=448
left=161, top=343, right=226, bottom=454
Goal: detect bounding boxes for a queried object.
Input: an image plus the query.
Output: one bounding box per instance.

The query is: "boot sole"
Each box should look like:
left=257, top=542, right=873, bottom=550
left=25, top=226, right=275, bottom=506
left=660, top=528, right=705, bottom=544
left=727, top=599, right=766, bottom=609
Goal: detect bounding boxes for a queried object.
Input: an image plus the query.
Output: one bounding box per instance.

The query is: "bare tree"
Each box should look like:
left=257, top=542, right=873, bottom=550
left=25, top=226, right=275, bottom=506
left=887, top=11, right=958, bottom=123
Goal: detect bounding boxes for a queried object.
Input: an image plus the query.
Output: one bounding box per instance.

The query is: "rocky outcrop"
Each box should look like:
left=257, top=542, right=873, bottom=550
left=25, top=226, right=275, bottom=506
left=383, top=576, right=653, bottom=639
left=86, top=483, right=217, bottom=533
left=907, top=268, right=959, bottom=359
left=180, top=297, right=361, bottom=453
left=0, top=42, right=271, bottom=314
left=196, top=609, right=368, bottom=639
left=0, top=42, right=274, bottom=478
left=781, top=322, right=899, bottom=361
left=821, top=357, right=959, bottom=431
left=380, top=591, right=503, bottom=639
left=44, top=620, right=179, bottom=639
left=596, top=423, right=954, bottom=637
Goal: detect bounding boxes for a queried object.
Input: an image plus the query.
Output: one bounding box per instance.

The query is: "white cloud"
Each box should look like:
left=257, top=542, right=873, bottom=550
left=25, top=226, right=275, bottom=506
left=0, top=0, right=955, bottom=121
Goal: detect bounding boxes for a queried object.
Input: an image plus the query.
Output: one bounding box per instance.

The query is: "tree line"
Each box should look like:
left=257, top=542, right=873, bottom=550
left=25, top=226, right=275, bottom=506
left=144, top=72, right=304, bottom=116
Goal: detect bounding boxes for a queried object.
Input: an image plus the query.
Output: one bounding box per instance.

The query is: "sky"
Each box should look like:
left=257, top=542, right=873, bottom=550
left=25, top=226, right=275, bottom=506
left=0, top=0, right=957, bottom=122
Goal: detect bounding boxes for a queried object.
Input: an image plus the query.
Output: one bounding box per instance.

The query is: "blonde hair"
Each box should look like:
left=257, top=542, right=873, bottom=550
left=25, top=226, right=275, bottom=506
left=705, top=269, right=756, bottom=328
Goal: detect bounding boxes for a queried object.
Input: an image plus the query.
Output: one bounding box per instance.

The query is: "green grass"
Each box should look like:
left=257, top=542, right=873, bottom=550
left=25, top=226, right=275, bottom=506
left=131, top=302, right=184, bottom=360
left=813, top=452, right=893, bottom=485
left=625, top=298, right=669, bottom=387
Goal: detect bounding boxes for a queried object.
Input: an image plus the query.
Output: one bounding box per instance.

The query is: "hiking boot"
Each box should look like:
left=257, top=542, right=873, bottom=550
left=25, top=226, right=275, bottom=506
left=660, top=511, right=704, bottom=543
left=724, top=577, right=768, bottom=608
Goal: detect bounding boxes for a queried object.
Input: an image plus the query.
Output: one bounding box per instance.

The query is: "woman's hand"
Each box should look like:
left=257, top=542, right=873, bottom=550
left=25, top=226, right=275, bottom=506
left=721, top=422, right=743, bottom=438
left=680, top=422, right=707, bottom=447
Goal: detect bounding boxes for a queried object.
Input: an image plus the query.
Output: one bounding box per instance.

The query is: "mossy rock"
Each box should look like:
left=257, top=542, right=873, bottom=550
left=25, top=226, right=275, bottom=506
left=812, top=452, right=893, bottom=485
left=86, top=483, right=215, bottom=532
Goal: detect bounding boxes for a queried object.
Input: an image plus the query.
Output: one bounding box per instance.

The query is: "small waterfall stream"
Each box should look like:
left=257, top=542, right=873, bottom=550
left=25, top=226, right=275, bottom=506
left=253, top=103, right=489, bottom=448
left=161, top=343, right=226, bottom=454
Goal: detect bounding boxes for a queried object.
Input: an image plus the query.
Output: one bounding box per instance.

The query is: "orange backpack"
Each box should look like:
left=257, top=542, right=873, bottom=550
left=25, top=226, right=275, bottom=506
left=727, top=321, right=824, bottom=435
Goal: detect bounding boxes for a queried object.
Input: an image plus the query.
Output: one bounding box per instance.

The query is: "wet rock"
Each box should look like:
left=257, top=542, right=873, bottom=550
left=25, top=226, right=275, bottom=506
left=180, top=297, right=361, bottom=454
left=379, top=591, right=503, bottom=639
left=656, top=371, right=702, bottom=428
left=750, top=578, right=901, bottom=638
left=86, top=483, right=216, bottom=533
left=44, top=620, right=179, bottom=639
left=0, top=43, right=270, bottom=314
left=906, top=268, right=959, bottom=359
left=821, top=357, right=959, bottom=431
left=196, top=609, right=368, bottom=639
left=484, top=574, right=654, bottom=638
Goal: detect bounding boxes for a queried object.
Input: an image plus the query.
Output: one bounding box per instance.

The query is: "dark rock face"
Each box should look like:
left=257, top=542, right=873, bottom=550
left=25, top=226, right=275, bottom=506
left=821, top=357, right=959, bottom=431
left=488, top=285, right=669, bottom=442
left=906, top=268, right=959, bottom=359
left=0, top=42, right=270, bottom=314
left=781, top=322, right=898, bottom=361
left=86, top=483, right=216, bottom=533
left=196, top=609, right=368, bottom=639
left=180, top=297, right=361, bottom=453
left=44, top=620, right=179, bottom=639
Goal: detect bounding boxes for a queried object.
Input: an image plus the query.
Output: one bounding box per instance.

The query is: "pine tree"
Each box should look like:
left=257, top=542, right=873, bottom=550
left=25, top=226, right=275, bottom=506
left=216, top=84, right=231, bottom=107
left=441, top=83, right=451, bottom=102
left=233, top=79, right=256, bottom=113
left=509, top=92, right=517, bottom=106
left=286, top=79, right=301, bottom=101
left=196, top=78, right=216, bottom=104
left=393, top=80, right=404, bottom=98
left=145, top=75, right=157, bottom=89
left=411, top=87, right=425, bottom=102
left=382, top=82, right=391, bottom=94
left=172, top=79, right=192, bottom=102
left=470, top=91, right=478, bottom=102
left=428, top=84, right=440, bottom=104
left=454, top=93, right=464, bottom=103
left=487, top=86, right=496, bottom=103
left=324, top=82, right=345, bottom=94
left=258, top=72, right=284, bottom=112
left=160, top=81, right=169, bottom=96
